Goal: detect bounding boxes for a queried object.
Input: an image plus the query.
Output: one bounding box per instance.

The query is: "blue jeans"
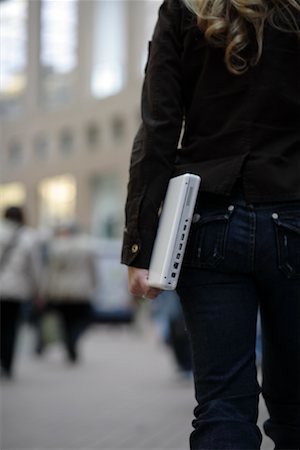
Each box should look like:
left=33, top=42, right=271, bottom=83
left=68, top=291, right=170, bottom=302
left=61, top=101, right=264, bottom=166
left=177, top=187, right=300, bottom=449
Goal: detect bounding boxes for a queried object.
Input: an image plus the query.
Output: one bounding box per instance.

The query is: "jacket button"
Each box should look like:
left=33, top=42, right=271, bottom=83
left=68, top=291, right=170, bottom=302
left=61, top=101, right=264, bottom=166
left=131, top=244, right=139, bottom=254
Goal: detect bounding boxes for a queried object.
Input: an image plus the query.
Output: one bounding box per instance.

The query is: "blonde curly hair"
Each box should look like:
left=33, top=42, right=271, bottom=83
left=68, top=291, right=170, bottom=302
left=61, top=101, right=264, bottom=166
left=182, top=0, right=300, bottom=74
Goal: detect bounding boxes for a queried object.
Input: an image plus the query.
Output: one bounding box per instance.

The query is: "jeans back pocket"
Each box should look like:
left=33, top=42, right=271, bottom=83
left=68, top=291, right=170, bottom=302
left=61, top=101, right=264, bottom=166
left=183, top=209, right=233, bottom=269
left=272, top=212, right=300, bottom=279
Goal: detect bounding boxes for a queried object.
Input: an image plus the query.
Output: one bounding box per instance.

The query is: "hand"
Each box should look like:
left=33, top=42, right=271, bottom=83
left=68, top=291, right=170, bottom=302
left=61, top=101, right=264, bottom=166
left=128, top=267, right=162, bottom=300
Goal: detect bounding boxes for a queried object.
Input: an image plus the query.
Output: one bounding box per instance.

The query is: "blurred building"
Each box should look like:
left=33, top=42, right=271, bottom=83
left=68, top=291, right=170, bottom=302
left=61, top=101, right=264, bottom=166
left=0, top=0, right=160, bottom=238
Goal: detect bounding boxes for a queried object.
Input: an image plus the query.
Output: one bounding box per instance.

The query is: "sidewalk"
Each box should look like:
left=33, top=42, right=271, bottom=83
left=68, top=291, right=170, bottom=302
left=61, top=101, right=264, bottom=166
left=1, top=321, right=273, bottom=450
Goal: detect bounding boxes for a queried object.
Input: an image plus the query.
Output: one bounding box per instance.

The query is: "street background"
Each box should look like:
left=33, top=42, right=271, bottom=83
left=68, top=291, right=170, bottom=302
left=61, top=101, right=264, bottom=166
left=1, top=312, right=273, bottom=450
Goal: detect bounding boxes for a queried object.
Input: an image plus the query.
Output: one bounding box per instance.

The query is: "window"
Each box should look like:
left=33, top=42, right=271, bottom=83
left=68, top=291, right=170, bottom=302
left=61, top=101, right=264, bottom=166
left=0, top=183, right=26, bottom=215
left=111, top=116, right=125, bottom=142
left=86, top=123, right=100, bottom=149
left=34, top=133, right=50, bottom=160
left=8, top=140, right=23, bottom=165
left=59, top=128, right=74, bottom=156
left=38, top=174, right=76, bottom=225
left=90, top=175, right=122, bottom=238
left=91, top=1, right=127, bottom=99
left=0, top=0, right=28, bottom=117
left=40, top=0, right=78, bottom=109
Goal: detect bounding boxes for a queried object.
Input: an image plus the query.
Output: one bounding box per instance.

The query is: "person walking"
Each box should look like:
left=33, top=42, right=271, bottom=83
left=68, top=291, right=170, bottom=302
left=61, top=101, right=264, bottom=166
left=43, top=222, right=97, bottom=363
left=121, top=1, right=300, bottom=448
left=152, top=290, right=192, bottom=376
left=0, top=206, right=41, bottom=379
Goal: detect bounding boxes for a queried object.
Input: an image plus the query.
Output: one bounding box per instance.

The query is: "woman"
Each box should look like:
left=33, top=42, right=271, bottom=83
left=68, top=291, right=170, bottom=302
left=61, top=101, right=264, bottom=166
left=0, top=207, right=41, bottom=378
left=43, top=222, right=96, bottom=363
left=121, top=1, right=300, bottom=448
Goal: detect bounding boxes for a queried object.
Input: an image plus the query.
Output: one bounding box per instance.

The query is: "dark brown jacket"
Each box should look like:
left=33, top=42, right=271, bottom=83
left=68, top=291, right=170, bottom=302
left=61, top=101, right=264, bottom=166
left=122, top=0, right=300, bottom=268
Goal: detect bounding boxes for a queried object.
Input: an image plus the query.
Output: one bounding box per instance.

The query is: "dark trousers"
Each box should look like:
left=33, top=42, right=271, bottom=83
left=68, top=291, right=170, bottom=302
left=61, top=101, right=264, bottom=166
left=0, top=299, right=22, bottom=376
left=177, top=189, right=300, bottom=449
left=169, top=317, right=192, bottom=373
left=49, top=302, right=92, bottom=361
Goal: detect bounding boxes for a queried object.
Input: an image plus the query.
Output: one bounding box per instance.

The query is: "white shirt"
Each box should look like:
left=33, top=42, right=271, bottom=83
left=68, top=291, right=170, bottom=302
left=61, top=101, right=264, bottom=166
left=0, top=220, right=41, bottom=302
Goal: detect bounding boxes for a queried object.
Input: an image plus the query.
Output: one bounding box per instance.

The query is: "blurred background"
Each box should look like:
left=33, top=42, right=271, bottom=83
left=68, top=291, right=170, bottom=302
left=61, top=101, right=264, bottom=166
left=0, top=0, right=161, bottom=342
left=0, top=0, right=159, bottom=233
left=0, top=1, right=270, bottom=449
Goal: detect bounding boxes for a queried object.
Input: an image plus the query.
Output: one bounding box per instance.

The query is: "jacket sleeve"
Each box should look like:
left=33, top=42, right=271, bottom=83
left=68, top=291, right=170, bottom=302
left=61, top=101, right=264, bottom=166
left=121, top=0, right=184, bottom=269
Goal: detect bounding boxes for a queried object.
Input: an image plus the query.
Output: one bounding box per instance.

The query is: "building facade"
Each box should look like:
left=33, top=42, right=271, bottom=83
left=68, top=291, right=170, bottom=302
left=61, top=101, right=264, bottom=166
left=0, top=0, right=160, bottom=237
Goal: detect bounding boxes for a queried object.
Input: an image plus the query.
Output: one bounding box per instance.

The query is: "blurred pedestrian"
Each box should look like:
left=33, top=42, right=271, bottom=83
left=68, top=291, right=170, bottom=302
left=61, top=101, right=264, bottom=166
left=0, top=206, right=41, bottom=379
left=122, top=0, right=300, bottom=449
left=43, top=222, right=97, bottom=363
left=152, top=291, right=192, bottom=377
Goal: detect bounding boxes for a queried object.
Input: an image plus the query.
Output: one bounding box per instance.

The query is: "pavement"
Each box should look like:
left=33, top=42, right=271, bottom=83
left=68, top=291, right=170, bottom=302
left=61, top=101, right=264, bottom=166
left=1, top=312, right=274, bottom=450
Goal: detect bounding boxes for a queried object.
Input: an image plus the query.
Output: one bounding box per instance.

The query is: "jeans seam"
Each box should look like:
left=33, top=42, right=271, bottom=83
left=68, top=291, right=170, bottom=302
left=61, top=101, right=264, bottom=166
left=249, top=209, right=256, bottom=272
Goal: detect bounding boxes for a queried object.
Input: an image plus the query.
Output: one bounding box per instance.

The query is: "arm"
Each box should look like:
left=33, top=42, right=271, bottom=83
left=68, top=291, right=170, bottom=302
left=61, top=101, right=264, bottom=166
left=122, top=0, right=184, bottom=279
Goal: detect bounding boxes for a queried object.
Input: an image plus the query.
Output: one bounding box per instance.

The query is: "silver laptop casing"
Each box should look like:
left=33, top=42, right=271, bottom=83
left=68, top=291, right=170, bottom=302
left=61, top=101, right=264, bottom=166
left=148, top=173, right=200, bottom=290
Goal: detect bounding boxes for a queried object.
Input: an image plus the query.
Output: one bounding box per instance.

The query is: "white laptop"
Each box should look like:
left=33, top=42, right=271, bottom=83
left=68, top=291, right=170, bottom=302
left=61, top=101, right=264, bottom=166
left=148, top=173, right=201, bottom=290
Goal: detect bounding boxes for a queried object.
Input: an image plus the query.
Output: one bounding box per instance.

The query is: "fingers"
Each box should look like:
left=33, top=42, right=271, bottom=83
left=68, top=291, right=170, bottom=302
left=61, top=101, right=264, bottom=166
left=128, top=267, right=149, bottom=297
left=144, top=287, right=162, bottom=300
left=128, top=267, right=162, bottom=300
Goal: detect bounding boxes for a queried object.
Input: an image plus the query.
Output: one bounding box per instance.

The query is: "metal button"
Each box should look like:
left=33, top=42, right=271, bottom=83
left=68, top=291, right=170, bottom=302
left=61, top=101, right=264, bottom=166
left=131, top=244, right=139, bottom=254
left=228, top=205, right=235, bottom=212
left=272, top=213, right=279, bottom=220
left=192, top=213, right=200, bottom=223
